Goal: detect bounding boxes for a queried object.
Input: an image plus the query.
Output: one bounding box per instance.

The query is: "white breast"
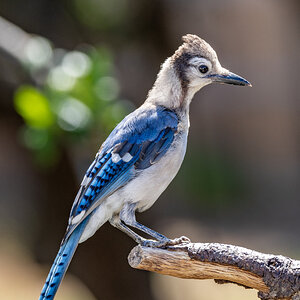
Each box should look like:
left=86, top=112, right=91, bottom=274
left=80, top=126, right=188, bottom=243
left=105, top=128, right=188, bottom=213
left=126, top=130, right=188, bottom=211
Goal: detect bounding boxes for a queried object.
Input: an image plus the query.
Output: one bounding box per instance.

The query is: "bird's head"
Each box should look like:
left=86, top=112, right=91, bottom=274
left=172, top=34, right=251, bottom=92
left=148, top=34, right=251, bottom=109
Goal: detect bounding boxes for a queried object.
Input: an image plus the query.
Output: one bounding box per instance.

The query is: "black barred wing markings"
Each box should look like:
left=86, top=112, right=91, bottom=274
left=68, top=151, right=112, bottom=225
left=63, top=142, right=141, bottom=242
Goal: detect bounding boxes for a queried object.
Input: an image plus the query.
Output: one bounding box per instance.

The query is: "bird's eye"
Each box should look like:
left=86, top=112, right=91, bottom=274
left=198, top=65, right=209, bottom=74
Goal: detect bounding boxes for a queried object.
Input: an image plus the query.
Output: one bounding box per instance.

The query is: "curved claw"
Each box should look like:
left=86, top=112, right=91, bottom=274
left=167, top=235, right=191, bottom=246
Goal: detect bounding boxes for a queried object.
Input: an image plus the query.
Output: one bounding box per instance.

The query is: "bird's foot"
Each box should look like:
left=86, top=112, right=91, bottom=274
left=140, top=236, right=191, bottom=248
left=165, top=235, right=191, bottom=246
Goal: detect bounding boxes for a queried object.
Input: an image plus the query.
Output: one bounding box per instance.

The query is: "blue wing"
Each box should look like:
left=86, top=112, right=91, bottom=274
left=63, top=105, right=178, bottom=242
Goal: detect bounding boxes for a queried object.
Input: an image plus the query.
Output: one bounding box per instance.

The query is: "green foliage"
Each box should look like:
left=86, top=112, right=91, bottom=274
left=14, top=87, right=54, bottom=129
left=14, top=43, right=132, bottom=167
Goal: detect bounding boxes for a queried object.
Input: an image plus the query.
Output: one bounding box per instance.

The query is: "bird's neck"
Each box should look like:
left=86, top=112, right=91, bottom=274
left=146, top=58, right=197, bottom=113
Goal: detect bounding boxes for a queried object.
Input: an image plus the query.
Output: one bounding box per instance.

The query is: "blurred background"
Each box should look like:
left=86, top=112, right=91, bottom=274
left=0, top=0, right=299, bottom=299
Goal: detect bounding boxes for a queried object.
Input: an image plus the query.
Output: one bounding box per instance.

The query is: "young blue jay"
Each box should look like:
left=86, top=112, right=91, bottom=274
left=39, top=34, right=251, bottom=299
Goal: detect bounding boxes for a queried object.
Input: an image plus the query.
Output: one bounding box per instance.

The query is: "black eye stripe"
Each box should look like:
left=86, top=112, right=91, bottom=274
left=198, top=65, right=209, bottom=74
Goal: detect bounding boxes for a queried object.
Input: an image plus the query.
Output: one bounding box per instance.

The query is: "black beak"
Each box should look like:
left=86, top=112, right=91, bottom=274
left=208, top=71, right=252, bottom=87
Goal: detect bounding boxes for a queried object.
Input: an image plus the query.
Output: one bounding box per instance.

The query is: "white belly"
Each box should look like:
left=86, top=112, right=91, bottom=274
left=80, top=130, right=188, bottom=242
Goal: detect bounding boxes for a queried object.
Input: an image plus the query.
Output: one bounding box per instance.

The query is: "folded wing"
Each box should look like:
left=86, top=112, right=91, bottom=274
left=63, top=105, right=178, bottom=243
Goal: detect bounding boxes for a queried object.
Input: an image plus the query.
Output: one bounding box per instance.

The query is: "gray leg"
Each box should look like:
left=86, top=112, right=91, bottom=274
left=119, top=203, right=169, bottom=241
left=119, top=203, right=191, bottom=247
left=109, top=215, right=146, bottom=244
left=109, top=215, right=162, bottom=246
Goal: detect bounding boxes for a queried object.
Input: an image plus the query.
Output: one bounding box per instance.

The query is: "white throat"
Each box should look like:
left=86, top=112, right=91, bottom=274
left=146, top=58, right=198, bottom=110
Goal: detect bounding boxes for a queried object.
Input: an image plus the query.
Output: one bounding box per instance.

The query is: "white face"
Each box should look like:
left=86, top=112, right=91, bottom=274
left=186, top=57, right=222, bottom=89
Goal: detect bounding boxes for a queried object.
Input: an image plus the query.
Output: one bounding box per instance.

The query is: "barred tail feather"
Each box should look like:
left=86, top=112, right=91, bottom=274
left=39, top=218, right=88, bottom=300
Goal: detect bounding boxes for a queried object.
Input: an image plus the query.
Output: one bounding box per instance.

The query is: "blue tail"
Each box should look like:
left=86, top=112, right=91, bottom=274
left=39, top=219, right=88, bottom=300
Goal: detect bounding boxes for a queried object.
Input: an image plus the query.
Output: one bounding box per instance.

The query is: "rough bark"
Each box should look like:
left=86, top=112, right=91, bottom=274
left=128, top=242, right=300, bottom=300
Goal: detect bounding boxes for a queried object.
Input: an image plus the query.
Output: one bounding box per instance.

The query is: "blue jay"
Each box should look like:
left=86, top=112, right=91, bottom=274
left=39, top=34, right=251, bottom=299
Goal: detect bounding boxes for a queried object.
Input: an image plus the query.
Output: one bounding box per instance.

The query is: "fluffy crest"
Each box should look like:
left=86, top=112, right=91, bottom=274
left=173, top=34, right=218, bottom=62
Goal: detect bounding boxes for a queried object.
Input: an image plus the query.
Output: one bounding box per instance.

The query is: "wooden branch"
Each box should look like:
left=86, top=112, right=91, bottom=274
left=128, top=242, right=300, bottom=300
